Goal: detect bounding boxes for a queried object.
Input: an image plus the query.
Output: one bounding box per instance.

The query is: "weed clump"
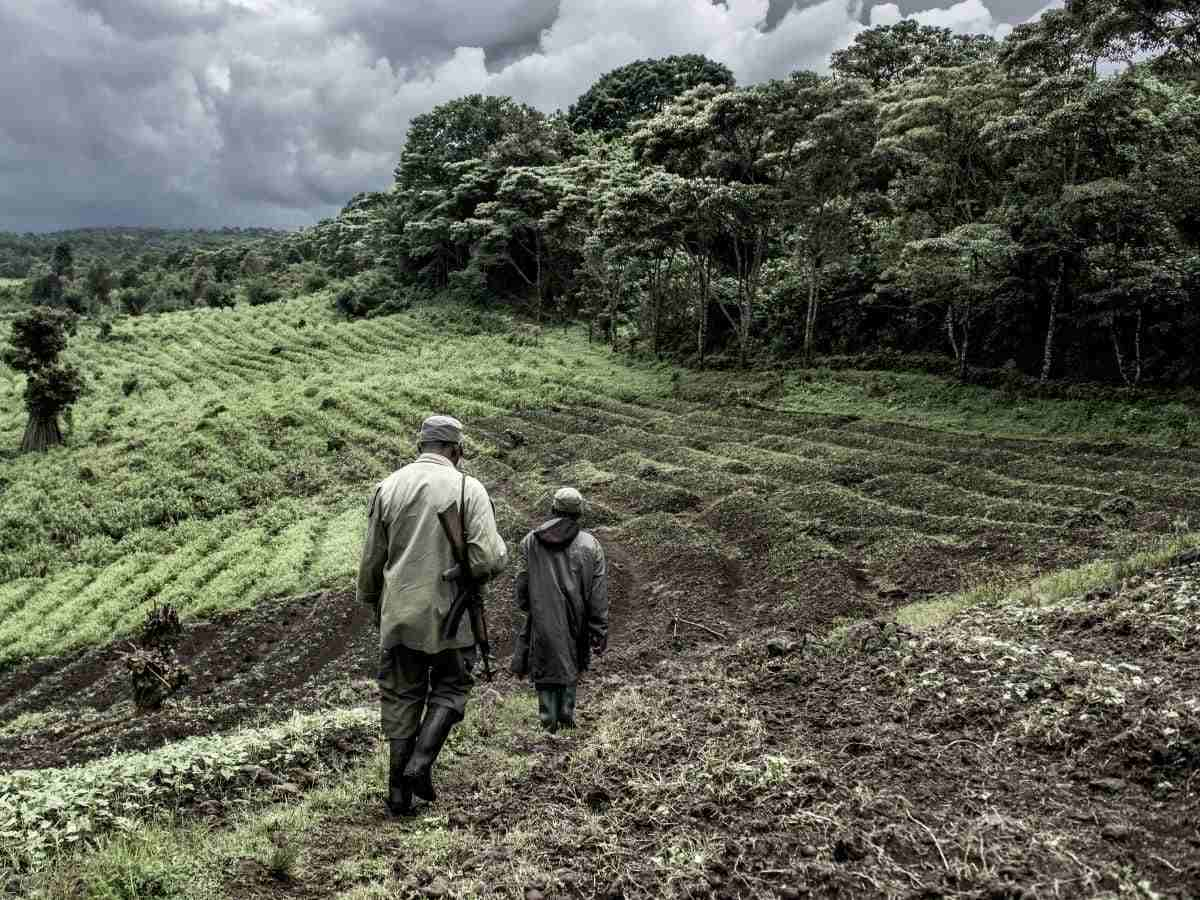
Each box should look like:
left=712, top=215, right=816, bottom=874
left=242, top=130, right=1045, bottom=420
left=122, top=603, right=189, bottom=711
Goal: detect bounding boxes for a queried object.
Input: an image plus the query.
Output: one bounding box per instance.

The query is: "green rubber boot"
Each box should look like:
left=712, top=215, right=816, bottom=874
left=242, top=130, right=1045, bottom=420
left=560, top=685, right=577, bottom=729
left=537, top=688, right=561, bottom=733
left=403, top=706, right=458, bottom=803
left=386, top=737, right=416, bottom=817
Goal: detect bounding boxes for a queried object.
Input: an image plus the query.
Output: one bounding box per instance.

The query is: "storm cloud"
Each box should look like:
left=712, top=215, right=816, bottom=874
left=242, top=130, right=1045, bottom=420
left=0, top=0, right=1054, bottom=232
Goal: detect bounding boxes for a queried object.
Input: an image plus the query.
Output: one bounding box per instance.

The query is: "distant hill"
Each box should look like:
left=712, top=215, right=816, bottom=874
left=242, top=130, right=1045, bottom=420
left=0, top=226, right=291, bottom=279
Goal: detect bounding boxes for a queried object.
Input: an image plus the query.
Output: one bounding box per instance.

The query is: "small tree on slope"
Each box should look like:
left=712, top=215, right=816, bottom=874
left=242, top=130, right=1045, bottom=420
left=2, top=307, right=83, bottom=452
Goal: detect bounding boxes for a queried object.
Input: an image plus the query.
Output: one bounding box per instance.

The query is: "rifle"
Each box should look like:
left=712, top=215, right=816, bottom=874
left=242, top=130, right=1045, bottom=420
left=437, top=475, right=493, bottom=681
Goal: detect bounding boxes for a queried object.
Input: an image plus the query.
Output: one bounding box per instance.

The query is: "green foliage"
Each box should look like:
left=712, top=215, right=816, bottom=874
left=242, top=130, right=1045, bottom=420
left=51, top=242, right=74, bottom=280
left=85, top=261, right=113, bottom=306
left=332, top=270, right=410, bottom=318
left=263, top=35, right=1200, bottom=382
left=243, top=277, right=281, bottom=307
left=1067, top=0, right=1200, bottom=79
left=2, top=307, right=83, bottom=451
left=122, top=604, right=188, bottom=711
left=0, top=708, right=373, bottom=869
left=118, top=287, right=151, bottom=317
left=831, top=20, right=999, bottom=88
left=568, top=54, right=735, bottom=134
left=200, top=282, right=233, bottom=310
left=3, top=307, right=74, bottom=373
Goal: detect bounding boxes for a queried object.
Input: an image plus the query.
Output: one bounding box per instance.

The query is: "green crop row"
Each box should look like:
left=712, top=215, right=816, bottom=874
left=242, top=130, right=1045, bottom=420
left=0, top=707, right=375, bottom=870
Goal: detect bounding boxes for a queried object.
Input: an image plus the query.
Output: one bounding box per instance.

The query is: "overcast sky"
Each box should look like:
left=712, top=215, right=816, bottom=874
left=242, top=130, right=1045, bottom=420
left=0, top=0, right=1058, bottom=233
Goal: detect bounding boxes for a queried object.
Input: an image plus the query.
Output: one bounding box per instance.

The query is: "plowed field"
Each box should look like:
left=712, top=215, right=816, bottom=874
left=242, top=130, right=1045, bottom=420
left=2, top=297, right=1198, bottom=898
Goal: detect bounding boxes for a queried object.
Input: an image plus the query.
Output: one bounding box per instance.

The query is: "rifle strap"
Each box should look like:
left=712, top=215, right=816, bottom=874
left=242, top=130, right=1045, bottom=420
left=459, top=472, right=468, bottom=573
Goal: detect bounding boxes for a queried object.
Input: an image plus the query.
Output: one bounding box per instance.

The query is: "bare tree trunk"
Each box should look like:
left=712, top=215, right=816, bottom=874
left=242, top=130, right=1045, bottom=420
left=1040, top=258, right=1065, bottom=384
left=20, top=414, right=63, bottom=453
left=535, top=242, right=544, bottom=323
left=959, top=316, right=970, bottom=382
left=945, top=306, right=960, bottom=368
left=1133, top=307, right=1143, bottom=386
left=1109, top=317, right=1130, bottom=387
left=803, top=259, right=819, bottom=367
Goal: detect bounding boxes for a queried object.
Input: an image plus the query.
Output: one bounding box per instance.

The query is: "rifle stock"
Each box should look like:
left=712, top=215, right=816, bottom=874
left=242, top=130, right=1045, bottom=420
left=436, top=491, right=493, bottom=680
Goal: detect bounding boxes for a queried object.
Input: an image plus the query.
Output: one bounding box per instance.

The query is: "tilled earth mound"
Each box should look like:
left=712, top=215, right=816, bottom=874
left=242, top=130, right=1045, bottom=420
left=415, top=559, right=1199, bottom=899
left=0, top=590, right=377, bottom=770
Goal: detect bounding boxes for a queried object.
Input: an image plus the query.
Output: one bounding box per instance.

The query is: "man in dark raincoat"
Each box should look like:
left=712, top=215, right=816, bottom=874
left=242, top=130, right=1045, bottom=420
left=511, top=487, right=609, bottom=732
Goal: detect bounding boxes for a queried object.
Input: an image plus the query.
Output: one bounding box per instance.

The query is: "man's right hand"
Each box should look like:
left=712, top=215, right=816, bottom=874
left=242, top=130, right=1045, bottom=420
left=591, top=633, right=607, bottom=656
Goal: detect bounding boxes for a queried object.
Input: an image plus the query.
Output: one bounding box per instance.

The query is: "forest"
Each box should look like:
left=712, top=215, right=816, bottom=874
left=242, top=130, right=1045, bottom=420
left=298, top=1, right=1200, bottom=386
left=5, top=1, right=1200, bottom=390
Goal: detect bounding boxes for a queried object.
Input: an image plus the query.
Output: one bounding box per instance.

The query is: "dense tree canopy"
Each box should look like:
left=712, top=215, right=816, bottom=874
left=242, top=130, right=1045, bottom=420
left=568, top=55, right=735, bottom=134
left=285, top=16, right=1200, bottom=385
left=9, top=12, right=1198, bottom=388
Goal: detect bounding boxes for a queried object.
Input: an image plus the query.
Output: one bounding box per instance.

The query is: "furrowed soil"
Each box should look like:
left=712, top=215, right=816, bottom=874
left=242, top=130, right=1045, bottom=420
left=4, top=387, right=1200, bottom=898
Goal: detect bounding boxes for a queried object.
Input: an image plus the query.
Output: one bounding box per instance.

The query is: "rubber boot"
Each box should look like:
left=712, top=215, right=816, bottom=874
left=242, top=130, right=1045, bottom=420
left=537, top=687, right=560, bottom=733
left=560, top=685, right=577, bottom=729
left=403, top=705, right=458, bottom=803
left=386, top=737, right=416, bottom=817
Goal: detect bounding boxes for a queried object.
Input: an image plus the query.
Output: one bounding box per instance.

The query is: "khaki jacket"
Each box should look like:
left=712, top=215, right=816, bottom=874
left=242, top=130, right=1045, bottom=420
left=356, top=454, right=508, bottom=655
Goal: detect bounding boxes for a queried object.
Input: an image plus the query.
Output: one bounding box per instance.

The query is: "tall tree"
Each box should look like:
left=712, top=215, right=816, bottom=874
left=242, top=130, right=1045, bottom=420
left=85, top=261, right=113, bottom=306
left=778, top=74, right=879, bottom=365
left=393, top=95, right=571, bottom=289
left=1067, top=0, right=1200, bottom=77
left=989, top=11, right=1105, bottom=381
left=3, top=308, right=83, bottom=452
left=900, top=224, right=1015, bottom=379
left=51, top=242, right=74, bottom=281
left=831, top=20, right=999, bottom=89
left=569, top=55, right=735, bottom=134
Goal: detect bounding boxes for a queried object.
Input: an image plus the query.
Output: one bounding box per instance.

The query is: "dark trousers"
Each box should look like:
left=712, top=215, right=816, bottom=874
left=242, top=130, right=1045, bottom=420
left=378, top=645, right=476, bottom=739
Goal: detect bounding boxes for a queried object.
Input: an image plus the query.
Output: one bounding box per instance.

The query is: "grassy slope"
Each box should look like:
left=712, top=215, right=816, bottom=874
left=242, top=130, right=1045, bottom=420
left=0, top=296, right=671, bottom=664
left=6, top=294, right=1196, bottom=668
left=5, top=294, right=1200, bottom=896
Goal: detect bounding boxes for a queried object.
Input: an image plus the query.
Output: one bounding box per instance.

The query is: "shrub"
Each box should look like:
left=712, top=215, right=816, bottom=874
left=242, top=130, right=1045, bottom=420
left=119, top=288, right=151, bottom=317
left=202, top=282, right=234, bottom=309
left=121, top=604, right=189, bottom=711
left=332, top=270, right=410, bottom=318
left=302, top=269, right=328, bottom=294
left=244, top=277, right=282, bottom=307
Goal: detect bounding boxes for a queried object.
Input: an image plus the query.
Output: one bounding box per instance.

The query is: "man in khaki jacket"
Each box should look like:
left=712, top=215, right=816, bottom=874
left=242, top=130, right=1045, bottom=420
left=357, top=415, right=508, bottom=816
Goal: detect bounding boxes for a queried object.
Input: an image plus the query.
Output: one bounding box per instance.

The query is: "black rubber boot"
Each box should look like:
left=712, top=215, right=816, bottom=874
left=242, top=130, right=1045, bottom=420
left=560, top=685, right=577, bottom=729
left=403, top=705, right=458, bottom=803
left=386, top=737, right=416, bottom=817
left=537, top=688, right=560, bottom=733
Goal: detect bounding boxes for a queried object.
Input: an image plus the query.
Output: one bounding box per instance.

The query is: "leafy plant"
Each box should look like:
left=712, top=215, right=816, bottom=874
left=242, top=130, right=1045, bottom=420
left=121, top=604, right=188, bottom=711
left=2, top=306, right=84, bottom=452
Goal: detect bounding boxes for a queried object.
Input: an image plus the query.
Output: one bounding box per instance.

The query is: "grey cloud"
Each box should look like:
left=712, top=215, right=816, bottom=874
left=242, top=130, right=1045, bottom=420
left=881, top=0, right=1048, bottom=20
left=314, top=0, right=561, bottom=69
left=783, top=0, right=1051, bottom=24
left=73, top=0, right=242, bottom=41
left=2, top=0, right=1051, bottom=233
